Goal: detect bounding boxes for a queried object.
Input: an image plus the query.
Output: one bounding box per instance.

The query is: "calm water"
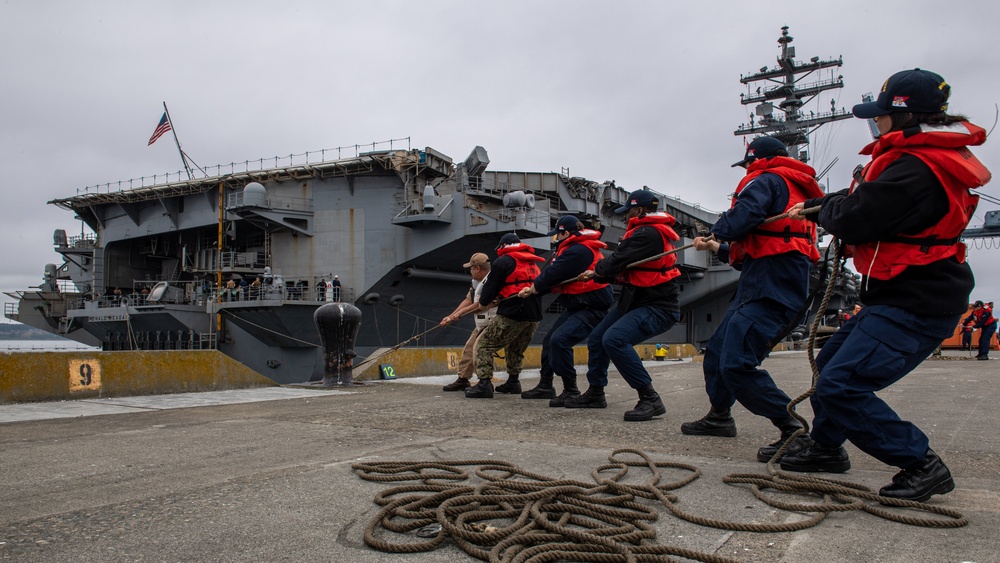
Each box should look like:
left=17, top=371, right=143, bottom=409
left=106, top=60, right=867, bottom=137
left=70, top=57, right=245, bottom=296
left=0, top=339, right=99, bottom=351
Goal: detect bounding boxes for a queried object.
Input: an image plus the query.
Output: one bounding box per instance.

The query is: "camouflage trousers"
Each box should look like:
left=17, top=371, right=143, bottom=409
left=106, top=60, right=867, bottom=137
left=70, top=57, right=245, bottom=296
left=475, top=315, right=539, bottom=381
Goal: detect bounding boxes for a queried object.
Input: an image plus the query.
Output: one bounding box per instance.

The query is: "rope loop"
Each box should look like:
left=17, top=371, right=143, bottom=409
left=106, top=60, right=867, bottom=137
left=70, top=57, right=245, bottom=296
left=353, top=444, right=966, bottom=561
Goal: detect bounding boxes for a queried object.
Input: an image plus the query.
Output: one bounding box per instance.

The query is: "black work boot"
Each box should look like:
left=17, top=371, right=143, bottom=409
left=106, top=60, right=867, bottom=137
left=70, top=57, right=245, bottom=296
left=495, top=375, right=521, bottom=394
left=779, top=443, right=851, bottom=473
left=879, top=449, right=955, bottom=503
left=757, top=417, right=813, bottom=462
left=564, top=385, right=606, bottom=409
left=442, top=377, right=471, bottom=392
left=549, top=376, right=581, bottom=407
left=464, top=379, right=494, bottom=399
left=521, top=374, right=556, bottom=399
left=680, top=408, right=737, bottom=437
left=623, top=386, right=666, bottom=422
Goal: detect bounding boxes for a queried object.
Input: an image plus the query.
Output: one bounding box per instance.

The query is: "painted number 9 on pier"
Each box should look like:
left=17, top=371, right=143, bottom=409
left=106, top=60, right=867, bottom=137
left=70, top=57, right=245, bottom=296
left=68, top=359, right=102, bottom=392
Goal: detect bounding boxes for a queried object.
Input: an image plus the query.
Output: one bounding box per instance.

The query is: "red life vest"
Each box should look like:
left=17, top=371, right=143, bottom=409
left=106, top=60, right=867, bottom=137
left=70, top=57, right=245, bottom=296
left=618, top=212, right=681, bottom=287
left=496, top=243, right=545, bottom=298
left=850, top=122, right=990, bottom=281
left=969, top=305, right=997, bottom=327
left=728, top=157, right=825, bottom=266
left=551, top=229, right=610, bottom=295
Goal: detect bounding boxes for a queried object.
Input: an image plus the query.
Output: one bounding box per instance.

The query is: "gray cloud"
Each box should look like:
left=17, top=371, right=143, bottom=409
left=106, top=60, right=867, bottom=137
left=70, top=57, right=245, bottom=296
left=3, top=1, right=999, bottom=315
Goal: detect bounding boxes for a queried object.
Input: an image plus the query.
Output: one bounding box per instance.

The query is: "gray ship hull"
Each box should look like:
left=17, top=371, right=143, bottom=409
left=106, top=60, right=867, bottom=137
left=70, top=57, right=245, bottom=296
left=5, top=142, right=742, bottom=384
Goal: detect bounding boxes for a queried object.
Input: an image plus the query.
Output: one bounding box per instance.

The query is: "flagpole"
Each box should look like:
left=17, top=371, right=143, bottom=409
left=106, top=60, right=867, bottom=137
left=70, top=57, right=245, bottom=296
left=162, top=102, right=192, bottom=180
left=179, top=148, right=209, bottom=178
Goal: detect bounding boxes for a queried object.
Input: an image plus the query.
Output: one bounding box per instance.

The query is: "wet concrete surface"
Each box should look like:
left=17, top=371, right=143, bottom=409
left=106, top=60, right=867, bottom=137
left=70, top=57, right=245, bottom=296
left=0, top=351, right=996, bottom=562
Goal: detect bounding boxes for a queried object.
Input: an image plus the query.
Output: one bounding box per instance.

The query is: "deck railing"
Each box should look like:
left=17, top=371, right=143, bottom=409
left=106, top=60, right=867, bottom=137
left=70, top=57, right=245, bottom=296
left=76, top=137, right=412, bottom=196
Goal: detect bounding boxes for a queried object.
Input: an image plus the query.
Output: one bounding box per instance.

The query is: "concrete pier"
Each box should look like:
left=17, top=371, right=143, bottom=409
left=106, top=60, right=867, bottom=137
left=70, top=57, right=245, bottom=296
left=1, top=351, right=996, bottom=562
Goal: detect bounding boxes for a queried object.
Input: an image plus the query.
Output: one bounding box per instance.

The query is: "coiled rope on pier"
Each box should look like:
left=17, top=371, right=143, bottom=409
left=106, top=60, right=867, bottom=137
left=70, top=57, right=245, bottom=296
left=353, top=446, right=964, bottom=563
left=353, top=449, right=740, bottom=563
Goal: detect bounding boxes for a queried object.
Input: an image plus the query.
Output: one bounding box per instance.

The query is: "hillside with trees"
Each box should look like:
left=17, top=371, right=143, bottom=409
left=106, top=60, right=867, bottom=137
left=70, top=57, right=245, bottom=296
left=0, top=323, right=63, bottom=340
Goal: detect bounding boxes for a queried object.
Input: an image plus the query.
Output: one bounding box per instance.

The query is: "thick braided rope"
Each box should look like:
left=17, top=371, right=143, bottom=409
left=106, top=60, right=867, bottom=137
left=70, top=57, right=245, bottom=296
left=355, top=450, right=738, bottom=562
left=352, top=447, right=963, bottom=562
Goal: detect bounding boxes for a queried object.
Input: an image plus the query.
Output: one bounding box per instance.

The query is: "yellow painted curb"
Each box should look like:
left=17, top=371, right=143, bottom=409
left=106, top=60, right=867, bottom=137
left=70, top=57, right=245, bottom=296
left=2, top=342, right=706, bottom=402
left=1, top=350, right=275, bottom=404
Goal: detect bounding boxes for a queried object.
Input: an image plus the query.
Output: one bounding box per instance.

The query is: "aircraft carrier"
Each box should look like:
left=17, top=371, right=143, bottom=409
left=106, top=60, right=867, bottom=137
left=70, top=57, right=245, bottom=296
left=4, top=139, right=743, bottom=384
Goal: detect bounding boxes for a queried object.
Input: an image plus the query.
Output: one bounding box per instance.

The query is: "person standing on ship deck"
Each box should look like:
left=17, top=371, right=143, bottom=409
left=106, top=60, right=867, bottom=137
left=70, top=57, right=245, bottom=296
left=331, top=276, right=342, bottom=302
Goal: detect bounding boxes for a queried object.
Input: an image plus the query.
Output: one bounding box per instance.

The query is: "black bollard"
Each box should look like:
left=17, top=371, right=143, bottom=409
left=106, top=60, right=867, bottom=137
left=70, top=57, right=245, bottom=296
left=314, top=302, right=362, bottom=386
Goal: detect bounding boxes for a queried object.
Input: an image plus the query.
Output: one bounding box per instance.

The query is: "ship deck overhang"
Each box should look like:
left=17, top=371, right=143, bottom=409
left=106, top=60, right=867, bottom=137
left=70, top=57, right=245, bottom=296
left=48, top=154, right=403, bottom=212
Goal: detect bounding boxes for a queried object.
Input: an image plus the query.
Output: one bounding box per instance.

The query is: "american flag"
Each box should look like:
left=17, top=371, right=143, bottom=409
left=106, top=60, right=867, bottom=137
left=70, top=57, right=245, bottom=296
left=147, top=112, right=171, bottom=146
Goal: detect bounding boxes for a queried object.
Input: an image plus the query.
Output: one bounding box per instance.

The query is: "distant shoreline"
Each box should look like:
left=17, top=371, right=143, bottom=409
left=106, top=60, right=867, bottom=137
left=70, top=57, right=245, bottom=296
left=0, top=323, right=71, bottom=341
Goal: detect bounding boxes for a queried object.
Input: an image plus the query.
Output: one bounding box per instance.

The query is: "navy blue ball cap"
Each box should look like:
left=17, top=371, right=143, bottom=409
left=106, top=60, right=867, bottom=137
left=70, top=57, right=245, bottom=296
left=497, top=233, right=520, bottom=249
left=732, top=136, right=787, bottom=167
left=615, top=189, right=660, bottom=214
left=546, top=215, right=582, bottom=236
left=852, top=68, right=950, bottom=119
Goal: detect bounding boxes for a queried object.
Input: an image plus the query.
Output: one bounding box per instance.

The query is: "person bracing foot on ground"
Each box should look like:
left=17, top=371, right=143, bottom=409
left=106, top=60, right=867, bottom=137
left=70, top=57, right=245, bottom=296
left=963, top=300, right=996, bottom=360
left=681, top=136, right=825, bottom=464
left=518, top=216, right=614, bottom=407
left=440, top=252, right=494, bottom=392
left=465, top=233, right=544, bottom=399
left=783, top=69, right=991, bottom=503
left=566, top=189, right=681, bottom=421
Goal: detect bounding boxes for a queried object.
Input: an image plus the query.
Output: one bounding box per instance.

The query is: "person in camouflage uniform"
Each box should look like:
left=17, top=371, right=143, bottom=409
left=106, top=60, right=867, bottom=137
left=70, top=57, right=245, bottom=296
left=466, top=233, right=544, bottom=399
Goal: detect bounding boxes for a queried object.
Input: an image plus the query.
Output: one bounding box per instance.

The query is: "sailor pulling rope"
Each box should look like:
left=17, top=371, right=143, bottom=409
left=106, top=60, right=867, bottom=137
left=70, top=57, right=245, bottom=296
left=551, top=206, right=823, bottom=286
left=362, top=205, right=823, bottom=376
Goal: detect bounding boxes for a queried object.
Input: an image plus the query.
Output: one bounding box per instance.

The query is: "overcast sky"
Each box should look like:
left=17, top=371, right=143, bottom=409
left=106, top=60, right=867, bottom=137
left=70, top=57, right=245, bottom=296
left=3, top=1, right=999, bottom=322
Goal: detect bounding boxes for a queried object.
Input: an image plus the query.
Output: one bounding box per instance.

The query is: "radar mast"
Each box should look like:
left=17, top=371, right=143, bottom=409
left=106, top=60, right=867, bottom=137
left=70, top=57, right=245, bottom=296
left=735, top=26, right=852, bottom=164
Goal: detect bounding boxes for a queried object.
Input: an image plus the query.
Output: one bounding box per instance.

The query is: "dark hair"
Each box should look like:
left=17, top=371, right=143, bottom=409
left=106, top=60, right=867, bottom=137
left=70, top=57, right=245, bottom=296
left=888, top=112, right=969, bottom=132
left=772, top=148, right=789, bottom=158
